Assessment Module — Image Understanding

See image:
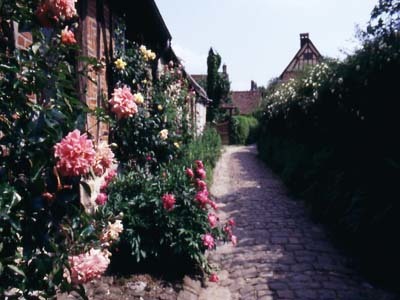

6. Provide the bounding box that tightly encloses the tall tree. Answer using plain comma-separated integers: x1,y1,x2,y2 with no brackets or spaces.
206,48,230,122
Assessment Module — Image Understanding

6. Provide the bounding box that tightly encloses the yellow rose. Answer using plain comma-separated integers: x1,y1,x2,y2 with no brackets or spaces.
159,129,168,140
114,58,127,70
133,93,144,105
174,142,180,149
157,104,163,111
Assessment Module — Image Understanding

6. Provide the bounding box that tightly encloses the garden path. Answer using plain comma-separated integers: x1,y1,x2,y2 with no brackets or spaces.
201,145,396,300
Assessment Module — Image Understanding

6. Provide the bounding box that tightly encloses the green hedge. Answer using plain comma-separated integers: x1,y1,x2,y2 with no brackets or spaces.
258,33,400,289
230,115,259,145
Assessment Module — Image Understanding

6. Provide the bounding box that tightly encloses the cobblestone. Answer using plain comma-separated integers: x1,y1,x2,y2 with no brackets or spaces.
206,145,396,300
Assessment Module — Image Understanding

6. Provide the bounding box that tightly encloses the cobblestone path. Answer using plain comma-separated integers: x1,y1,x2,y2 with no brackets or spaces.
206,145,396,300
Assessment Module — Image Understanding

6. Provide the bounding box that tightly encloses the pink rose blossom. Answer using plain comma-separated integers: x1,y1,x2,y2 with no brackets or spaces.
196,168,206,180
69,248,110,285
228,218,236,227
162,193,176,211
195,160,204,169
185,168,194,178
109,86,138,119
224,225,232,236
208,213,218,228
209,201,218,211
54,129,96,177
195,191,209,208
93,142,115,176
105,169,117,184
231,235,238,246
37,0,77,24
196,179,207,191
61,26,76,44
96,193,108,205
209,273,219,282
202,233,215,249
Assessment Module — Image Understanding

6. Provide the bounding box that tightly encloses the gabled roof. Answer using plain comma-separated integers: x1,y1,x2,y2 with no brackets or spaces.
280,33,322,80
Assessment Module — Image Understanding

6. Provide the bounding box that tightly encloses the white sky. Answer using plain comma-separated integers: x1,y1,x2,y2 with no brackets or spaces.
155,0,377,90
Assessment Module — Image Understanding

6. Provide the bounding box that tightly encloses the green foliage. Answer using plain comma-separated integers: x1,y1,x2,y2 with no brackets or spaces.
257,10,400,288
230,116,259,145
180,127,222,183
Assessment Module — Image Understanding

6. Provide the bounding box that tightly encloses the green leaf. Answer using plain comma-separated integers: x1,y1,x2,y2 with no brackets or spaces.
7,265,26,277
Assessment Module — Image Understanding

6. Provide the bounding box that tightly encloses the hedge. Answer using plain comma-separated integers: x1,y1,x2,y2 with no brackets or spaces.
257,32,400,289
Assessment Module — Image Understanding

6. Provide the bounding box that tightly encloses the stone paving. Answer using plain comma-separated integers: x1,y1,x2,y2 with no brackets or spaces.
203,145,397,300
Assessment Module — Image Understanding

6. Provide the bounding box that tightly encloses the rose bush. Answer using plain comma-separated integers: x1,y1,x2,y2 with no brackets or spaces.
0,1,122,298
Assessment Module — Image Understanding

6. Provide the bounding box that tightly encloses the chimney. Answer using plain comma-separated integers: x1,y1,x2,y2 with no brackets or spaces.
250,80,257,91
222,64,227,74
300,33,309,48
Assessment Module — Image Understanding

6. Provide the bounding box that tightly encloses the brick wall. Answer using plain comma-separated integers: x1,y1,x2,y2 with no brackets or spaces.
80,0,112,144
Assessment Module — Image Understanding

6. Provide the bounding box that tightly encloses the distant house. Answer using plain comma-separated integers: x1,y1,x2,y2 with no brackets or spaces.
230,80,262,115
279,33,322,81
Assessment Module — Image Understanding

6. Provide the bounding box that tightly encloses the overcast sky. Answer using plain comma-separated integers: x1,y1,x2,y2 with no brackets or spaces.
155,0,377,90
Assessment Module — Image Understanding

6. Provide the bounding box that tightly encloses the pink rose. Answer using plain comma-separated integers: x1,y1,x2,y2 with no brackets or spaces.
195,191,209,208
36,0,77,24
196,168,206,180
185,168,194,178
195,160,204,169
196,179,207,191
54,130,96,177
208,213,218,228
96,193,108,205
105,169,117,184
209,273,219,282
109,86,138,119
93,142,115,177
228,218,236,227
162,193,176,211
224,225,232,236
202,233,215,249
69,248,110,285
209,201,218,211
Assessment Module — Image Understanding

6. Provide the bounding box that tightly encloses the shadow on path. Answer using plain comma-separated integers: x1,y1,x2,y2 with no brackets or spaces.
209,145,397,300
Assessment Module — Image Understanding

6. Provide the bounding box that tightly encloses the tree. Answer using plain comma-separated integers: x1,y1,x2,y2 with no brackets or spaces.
206,48,230,122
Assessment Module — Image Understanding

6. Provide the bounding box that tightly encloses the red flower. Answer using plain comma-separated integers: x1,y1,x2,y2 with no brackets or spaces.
202,233,215,249
196,168,206,180
209,273,219,283
185,168,194,178
228,218,236,227
195,160,204,169
195,191,209,208
196,179,207,191
162,193,176,211
96,193,108,205
208,213,218,228
209,201,218,211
